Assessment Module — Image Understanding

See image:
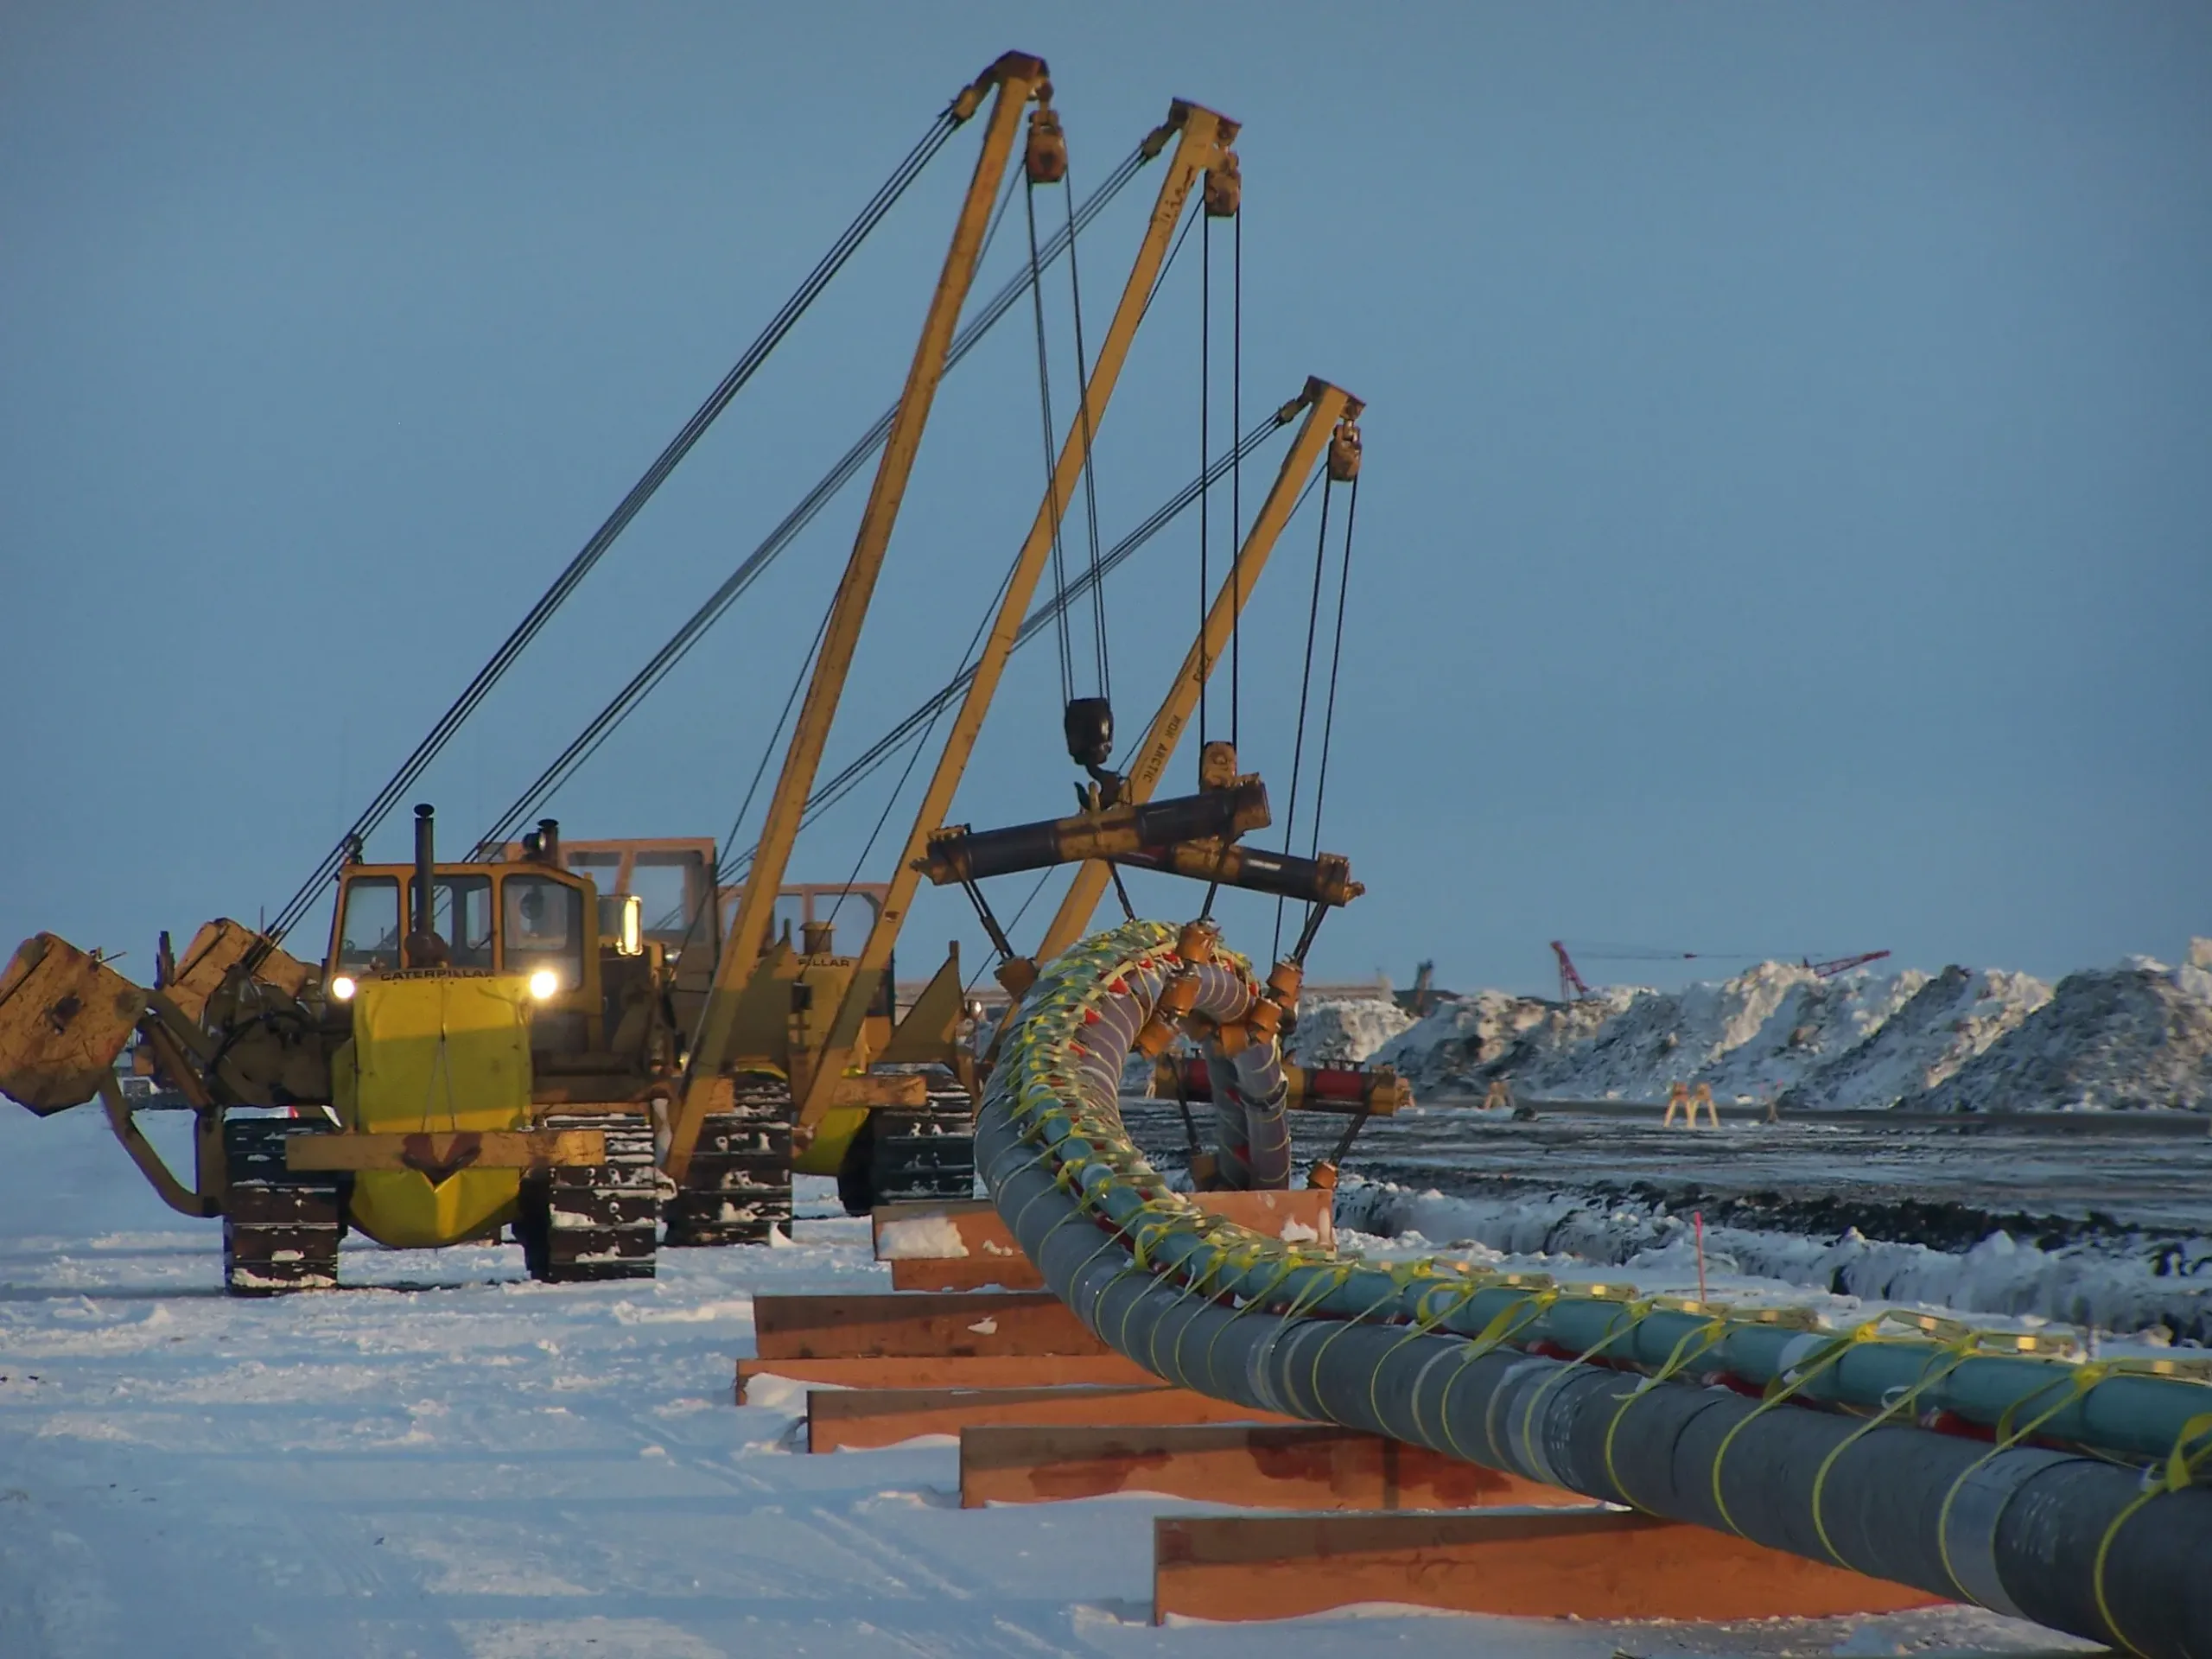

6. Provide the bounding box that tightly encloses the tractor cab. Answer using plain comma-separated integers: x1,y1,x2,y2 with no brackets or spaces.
325,807,615,1062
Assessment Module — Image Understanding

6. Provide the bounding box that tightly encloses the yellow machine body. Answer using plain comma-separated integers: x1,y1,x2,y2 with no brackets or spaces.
791,1107,868,1177
333,976,536,1249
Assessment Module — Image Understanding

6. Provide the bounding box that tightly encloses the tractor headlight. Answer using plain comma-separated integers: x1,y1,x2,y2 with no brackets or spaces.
330,975,358,1001
527,968,561,1001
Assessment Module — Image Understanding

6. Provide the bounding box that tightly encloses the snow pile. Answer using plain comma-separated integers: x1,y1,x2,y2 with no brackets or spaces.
1370,987,1635,1093
1373,961,1940,1104
1781,966,2052,1109
1904,958,2212,1114
1672,965,1930,1103
1363,950,2212,1112
1285,995,1417,1065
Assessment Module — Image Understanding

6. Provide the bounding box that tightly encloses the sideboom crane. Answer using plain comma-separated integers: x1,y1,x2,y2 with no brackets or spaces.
664,52,1052,1192
789,100,1246,1147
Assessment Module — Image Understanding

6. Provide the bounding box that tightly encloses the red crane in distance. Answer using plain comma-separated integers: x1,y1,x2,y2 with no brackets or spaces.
1548,942,1890,1001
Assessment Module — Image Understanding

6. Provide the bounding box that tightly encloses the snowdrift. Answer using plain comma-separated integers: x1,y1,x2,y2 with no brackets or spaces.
1282,994,1416,1065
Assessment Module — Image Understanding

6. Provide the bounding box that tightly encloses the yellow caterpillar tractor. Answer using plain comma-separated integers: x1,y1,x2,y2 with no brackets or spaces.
0,807,661,1292
507,838,981,1242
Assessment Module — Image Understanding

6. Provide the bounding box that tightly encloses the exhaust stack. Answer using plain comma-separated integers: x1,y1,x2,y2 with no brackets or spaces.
405,804,448,969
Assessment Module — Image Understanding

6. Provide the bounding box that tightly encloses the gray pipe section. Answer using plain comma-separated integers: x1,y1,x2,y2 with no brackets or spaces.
982,922,2212,1656
1052,936,1288,1191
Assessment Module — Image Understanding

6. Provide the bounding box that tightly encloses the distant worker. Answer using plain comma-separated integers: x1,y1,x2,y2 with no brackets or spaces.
1482,1077,1516,1114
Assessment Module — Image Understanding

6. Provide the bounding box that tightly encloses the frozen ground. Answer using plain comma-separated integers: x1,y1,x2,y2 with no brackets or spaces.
1,1107,2096,1658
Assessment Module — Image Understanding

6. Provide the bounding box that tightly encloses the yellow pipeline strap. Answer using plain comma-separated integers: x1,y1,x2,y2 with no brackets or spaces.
2091,1411,2212,1657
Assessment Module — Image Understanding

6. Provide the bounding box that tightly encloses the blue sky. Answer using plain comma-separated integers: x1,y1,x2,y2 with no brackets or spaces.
3,3,2205,997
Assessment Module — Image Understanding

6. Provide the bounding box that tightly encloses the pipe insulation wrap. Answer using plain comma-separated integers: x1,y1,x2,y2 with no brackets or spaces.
981,921,2212,1656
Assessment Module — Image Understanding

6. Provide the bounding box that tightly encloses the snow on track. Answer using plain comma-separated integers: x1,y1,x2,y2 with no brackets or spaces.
2,1107,2088,1657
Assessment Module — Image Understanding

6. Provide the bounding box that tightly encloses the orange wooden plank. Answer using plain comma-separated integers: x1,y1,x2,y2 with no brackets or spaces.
891,1255,1046,1292
735,1352,1157,1403
752,1291,1106,1360
1152,1510,1949,1624
961,1422,1584,1511
808,1385,1301,1452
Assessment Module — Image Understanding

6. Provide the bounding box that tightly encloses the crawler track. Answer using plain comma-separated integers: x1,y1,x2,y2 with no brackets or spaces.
518,1115,659,1281
221,1117,344,1294
664,1081,793,1245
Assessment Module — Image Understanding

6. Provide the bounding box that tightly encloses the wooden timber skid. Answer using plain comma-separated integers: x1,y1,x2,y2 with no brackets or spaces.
739,1197,1951,1626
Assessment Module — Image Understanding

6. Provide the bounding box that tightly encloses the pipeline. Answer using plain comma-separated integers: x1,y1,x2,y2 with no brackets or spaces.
977,920,2212,1656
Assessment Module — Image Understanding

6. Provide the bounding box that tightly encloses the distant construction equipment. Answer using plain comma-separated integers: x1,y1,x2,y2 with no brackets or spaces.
1551,940,1890,1001
1663,1080,1719,1128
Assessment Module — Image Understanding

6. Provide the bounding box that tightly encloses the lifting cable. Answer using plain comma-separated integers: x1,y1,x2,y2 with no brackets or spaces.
1024,178,1077,710
1064,173,1111,706
713,596,836,922
825,536,1025,935
277,111,963,933
1192,194,1245,766
1272,467,1336,963
264,105,964,942
1292,467,1361,963
466,143,1155,861
710,404,1297,896
1197,213,1211,766
1230,204,1243,751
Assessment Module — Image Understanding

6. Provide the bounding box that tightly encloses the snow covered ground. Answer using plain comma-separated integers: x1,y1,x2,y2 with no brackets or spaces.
1,1106,2097,1658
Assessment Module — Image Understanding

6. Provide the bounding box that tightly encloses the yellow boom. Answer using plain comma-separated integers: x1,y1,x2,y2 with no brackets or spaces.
792,101,1244,1138
666,52,1052,1185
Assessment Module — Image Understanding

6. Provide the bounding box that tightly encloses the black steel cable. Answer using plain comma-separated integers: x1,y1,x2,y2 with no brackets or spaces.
715,407,1294,889
824,535,1020,933
1273,472,1336,963
466,145,1153,860
1061,171,1110,704
718,598,832,891
267,107,963,940
1136,207,1198,336
962,868,1054,996
1023,180,1076,709
1197,213,1211,766
1298,469,1361,953
1308,470,1359,855
1230,206,1243,750
646,589,836,970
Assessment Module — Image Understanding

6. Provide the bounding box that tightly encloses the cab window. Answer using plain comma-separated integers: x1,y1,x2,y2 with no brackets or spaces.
502,875,585,991
423,875,495,969
336,878,401,971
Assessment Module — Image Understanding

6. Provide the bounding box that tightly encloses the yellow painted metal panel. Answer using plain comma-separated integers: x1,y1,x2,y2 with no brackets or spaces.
338,976,535,1249
791,1107,868,1177
0,934,144,1115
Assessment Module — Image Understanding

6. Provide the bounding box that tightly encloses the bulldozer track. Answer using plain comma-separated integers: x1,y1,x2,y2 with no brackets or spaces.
664,1080,793,1246
518,1115,659,1282
220,1117,344,1295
